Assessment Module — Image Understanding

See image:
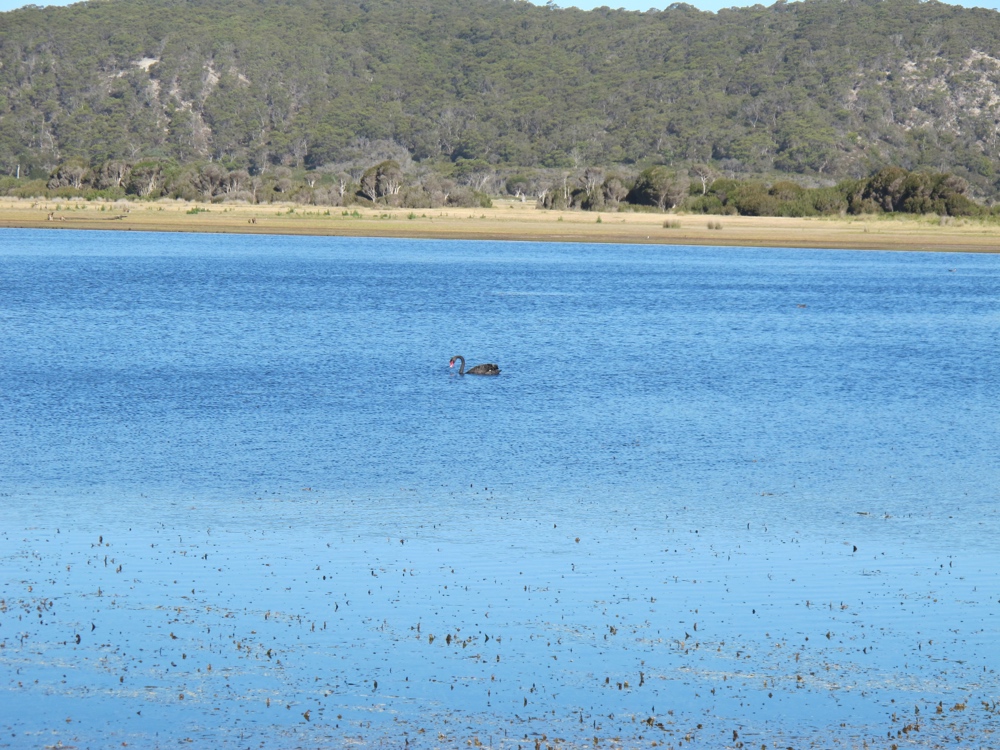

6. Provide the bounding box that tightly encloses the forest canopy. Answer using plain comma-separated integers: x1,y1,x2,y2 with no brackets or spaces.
2,0,1000,209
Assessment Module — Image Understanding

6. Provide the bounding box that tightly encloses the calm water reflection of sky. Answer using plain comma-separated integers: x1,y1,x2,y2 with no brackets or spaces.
1,230,999,748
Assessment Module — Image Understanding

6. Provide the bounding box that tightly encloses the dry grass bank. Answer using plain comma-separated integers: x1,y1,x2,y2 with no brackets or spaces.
1,197,999,252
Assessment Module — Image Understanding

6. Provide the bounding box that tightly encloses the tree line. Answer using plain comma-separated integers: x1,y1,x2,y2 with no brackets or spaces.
2,0,1000,200
2,155,990,218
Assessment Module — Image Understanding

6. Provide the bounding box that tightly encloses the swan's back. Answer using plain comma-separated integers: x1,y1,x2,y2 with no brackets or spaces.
467,363,501,376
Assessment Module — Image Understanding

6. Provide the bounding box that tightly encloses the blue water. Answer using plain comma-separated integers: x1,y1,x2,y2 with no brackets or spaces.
1,229,999,749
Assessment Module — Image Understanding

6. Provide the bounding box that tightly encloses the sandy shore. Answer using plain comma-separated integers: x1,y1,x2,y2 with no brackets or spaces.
2,197,999,252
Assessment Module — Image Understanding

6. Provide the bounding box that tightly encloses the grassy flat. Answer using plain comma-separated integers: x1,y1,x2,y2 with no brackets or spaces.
2,198,998,253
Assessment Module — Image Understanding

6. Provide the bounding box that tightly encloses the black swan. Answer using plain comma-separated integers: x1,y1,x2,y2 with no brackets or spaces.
450,356,500,376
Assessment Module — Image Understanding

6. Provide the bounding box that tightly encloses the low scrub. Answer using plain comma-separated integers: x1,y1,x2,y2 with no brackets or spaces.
2,160,992,219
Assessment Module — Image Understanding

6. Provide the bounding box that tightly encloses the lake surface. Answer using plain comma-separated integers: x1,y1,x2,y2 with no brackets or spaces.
1,229,999,749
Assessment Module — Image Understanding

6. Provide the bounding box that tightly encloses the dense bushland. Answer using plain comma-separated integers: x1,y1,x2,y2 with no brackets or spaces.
3,0,1000,204
4,160,991,219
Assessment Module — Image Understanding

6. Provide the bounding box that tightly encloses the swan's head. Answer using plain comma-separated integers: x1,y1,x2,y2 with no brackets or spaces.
449,358,456,368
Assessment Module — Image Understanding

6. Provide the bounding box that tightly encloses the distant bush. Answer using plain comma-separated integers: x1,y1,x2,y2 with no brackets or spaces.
843,167,982,217
6,179,50,198
0,157,981,220
447,187,492,208
678,168,978,218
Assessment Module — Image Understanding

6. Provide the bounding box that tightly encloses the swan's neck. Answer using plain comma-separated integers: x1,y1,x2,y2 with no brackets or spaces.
452,355,465,375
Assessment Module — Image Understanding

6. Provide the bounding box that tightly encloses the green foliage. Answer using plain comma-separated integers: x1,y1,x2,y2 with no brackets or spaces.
628,167,687,210
684,168,979,218
359,160,404,203
0,0,998,199
844,167,979,216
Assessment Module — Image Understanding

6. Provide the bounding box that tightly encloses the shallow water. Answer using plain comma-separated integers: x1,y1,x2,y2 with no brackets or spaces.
1,229,999,748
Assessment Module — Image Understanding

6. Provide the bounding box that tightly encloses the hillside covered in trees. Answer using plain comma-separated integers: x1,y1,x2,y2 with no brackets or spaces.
2,0,1000,209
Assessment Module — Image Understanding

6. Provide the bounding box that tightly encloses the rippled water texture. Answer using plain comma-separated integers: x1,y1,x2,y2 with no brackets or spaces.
1,230,999,749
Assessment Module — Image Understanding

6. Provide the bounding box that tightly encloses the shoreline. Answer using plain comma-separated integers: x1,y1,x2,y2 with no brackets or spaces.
2,197,999,252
